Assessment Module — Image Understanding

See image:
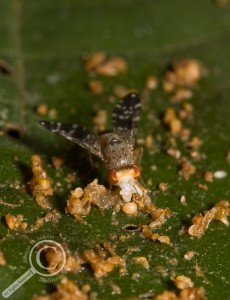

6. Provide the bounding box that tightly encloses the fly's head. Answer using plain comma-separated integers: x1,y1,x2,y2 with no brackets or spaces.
108,165,142,202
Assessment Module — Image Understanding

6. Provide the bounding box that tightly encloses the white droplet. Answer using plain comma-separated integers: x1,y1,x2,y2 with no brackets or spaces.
214,170,227,179
122,202,137,215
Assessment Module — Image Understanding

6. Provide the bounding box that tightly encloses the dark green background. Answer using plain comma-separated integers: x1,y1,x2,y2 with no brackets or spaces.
0,1,230,299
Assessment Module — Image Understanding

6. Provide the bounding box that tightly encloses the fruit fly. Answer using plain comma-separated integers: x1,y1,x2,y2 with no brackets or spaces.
39,92,144,202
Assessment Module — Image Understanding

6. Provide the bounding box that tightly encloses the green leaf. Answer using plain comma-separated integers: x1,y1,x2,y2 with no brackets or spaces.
0,0,230,299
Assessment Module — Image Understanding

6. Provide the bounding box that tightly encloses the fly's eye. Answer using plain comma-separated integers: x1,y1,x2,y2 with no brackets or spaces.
108,169,118,185
132,165,141,179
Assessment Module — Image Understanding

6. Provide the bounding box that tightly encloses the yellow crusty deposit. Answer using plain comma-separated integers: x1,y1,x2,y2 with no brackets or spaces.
28,154,53,209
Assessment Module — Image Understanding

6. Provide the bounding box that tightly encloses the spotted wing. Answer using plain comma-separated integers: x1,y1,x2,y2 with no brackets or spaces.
112,92,141,131
39,121,103,158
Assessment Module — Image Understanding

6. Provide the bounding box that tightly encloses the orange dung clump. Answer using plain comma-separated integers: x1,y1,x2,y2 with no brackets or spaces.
28,155,53,209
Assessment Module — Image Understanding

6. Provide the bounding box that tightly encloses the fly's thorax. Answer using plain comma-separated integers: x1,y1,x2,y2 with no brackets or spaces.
99,131,135,170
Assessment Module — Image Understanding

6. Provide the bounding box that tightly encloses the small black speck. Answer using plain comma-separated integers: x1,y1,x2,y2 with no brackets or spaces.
123,224,140,231
5,127,21,139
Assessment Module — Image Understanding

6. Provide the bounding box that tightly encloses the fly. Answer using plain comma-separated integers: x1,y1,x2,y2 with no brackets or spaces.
39,92,144,202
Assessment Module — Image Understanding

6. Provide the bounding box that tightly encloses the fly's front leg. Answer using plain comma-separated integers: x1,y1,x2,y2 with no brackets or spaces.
133,147,143,166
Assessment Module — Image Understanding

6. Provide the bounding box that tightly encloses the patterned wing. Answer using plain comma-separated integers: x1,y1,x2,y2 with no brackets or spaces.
39,121,103,158
112,92,141,131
